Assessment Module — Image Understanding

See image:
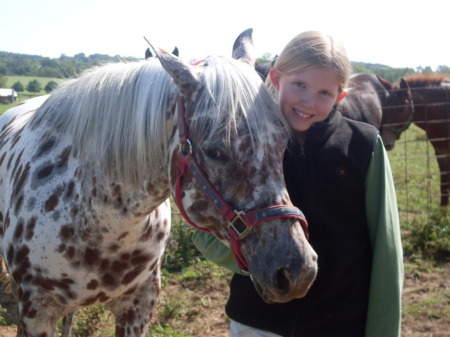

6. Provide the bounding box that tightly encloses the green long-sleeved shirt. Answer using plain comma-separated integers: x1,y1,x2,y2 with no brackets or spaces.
192,136,404,337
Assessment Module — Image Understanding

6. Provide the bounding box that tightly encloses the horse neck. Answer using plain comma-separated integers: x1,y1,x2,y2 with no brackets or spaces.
410,85,447,126
76,163,172,231
73,108,177,222
78,85,179,215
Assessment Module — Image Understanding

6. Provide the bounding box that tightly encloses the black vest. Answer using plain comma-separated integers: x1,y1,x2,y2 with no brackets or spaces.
226,111,379,337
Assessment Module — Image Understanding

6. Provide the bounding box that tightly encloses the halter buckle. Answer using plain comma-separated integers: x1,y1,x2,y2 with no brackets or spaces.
228,211,251,239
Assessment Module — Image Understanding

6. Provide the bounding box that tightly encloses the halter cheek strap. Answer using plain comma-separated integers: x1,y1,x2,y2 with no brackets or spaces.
172,95,308,273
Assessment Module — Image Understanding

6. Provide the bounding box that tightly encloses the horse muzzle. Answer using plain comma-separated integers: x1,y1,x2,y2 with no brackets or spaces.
242,220,318,303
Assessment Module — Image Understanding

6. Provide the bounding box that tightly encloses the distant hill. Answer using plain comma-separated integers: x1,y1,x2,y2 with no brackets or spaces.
350,61,418,83
0,51,449,84
0,51,139,79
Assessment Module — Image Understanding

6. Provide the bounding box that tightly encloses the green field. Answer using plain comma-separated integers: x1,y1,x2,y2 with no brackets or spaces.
3,75,64,96
0,75,65,114
5,75,63,86
387,124,443,220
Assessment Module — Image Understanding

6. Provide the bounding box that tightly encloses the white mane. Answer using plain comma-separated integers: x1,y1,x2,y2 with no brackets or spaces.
29,57,287,186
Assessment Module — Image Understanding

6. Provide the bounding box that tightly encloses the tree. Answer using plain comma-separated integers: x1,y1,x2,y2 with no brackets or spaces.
256,52,274,64
45,81,58,93
352,63,368,74
422,66,434,75
12,81,24,92
437,65,450,76
38,66,61,78
26,79,42,93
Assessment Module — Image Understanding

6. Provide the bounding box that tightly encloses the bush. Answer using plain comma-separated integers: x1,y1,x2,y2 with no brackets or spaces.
403,210,450,261
45,80,58,93
162,224,202,272
12,81,24,92
0,305,13,326
26,79,42,93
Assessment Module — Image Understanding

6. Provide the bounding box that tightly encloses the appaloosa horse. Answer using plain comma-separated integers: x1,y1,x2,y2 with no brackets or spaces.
232,28,392,129
0,44,317,337
381,74,450,206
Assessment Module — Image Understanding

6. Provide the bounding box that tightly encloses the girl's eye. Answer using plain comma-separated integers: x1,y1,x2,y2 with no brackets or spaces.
294,82,305,88
319,90,331,96
204,147,227,162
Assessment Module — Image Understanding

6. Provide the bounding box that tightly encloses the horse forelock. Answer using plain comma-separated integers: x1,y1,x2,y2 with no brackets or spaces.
190,56,288,160
29,59,178,186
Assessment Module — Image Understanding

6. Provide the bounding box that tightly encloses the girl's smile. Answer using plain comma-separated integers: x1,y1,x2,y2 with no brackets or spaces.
269,68,346,141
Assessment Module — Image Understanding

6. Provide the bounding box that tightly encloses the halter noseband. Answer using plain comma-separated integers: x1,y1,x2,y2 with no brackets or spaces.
172,95,309,274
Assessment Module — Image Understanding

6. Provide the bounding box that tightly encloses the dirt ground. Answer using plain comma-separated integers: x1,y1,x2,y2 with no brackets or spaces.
1,260,449,337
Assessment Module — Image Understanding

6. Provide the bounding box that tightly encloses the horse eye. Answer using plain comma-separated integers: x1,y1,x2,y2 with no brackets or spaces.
204,147,227,161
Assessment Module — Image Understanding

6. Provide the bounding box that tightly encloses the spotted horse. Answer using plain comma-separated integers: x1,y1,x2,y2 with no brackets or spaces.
0,43,317,337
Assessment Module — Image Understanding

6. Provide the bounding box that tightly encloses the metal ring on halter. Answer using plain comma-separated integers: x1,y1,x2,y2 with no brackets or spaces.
179,139,193,156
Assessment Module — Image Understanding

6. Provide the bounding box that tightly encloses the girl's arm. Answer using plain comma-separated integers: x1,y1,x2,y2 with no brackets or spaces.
192,230,242,274
364,135,404,337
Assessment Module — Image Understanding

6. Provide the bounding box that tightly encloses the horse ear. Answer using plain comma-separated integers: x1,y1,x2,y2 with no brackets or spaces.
400,78,409,90
150,44,201,96
145,48,153,60
399,78,411,99
376,75,392,91
232,28,256,67
172,47,179,57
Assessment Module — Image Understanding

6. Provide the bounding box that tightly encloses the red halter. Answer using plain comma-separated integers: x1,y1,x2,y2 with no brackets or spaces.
173,95,308,273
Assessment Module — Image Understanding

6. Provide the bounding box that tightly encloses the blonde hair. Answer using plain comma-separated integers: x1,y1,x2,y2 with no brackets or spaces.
266,31,351,93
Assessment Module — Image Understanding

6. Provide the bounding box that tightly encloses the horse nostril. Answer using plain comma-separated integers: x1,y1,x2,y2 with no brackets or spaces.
274,266,290,294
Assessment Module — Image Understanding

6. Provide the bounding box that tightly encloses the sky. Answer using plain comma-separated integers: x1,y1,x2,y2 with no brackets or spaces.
1,0,449,70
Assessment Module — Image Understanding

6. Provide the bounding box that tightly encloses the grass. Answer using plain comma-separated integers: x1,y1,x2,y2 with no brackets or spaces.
387,124,450,335
387,124,442,216
387,124,450,260
147,260,231,337
54,259,232,337
402,258,450,335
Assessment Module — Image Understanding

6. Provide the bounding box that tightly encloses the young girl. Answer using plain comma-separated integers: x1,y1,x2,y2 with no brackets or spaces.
193,31,403,337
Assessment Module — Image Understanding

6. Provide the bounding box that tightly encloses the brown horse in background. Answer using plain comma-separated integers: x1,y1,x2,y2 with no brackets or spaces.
338,73,392,129
381,74,450,206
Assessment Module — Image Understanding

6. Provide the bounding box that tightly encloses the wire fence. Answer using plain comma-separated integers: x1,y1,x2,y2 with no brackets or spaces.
381,82,450,223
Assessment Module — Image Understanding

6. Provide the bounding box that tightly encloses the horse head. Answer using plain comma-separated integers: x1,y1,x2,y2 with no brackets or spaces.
153,46,318,303
380,78,412,150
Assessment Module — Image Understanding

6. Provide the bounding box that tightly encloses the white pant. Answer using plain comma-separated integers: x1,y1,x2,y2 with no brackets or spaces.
229,320,283,337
